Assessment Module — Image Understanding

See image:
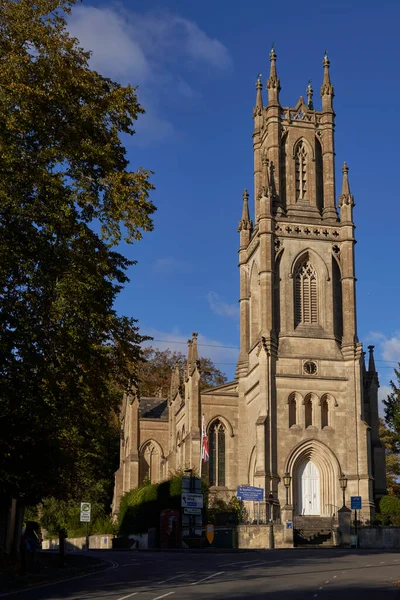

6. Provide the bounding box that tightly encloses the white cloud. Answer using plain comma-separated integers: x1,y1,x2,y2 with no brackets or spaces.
207,292,239,320
378,384,392,417
367,331,400,363
152,257,190,275
67,5,231,144
142,327,239,375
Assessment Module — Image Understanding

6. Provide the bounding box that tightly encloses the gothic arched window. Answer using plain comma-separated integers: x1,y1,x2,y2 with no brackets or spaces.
305,397,313,428
209,420,226,486
321,397,329,428
140,441,161,484
295,141,307,201
289,394,297,427
295,260,318,327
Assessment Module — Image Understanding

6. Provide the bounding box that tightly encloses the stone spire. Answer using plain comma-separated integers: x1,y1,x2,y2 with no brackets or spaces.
238,189,252,246
320,51,334,110
368,345,376,373
169,364,181,400
307,79,314,110
185,338,193,380
267,45,280,105
253,75,263,118
340,162,352,199
191,332,199,363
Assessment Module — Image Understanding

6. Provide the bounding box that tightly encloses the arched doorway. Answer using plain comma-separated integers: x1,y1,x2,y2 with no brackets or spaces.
298,461,320,515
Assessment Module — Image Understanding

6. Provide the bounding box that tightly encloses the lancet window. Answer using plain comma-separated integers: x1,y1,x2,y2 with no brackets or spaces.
140,441,161,484
295,141,307,201
295,260,318,326
289,394,297,427
209,420,226,486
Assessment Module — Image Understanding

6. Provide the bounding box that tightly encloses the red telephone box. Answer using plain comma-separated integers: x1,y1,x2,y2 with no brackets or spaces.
160,509,180,549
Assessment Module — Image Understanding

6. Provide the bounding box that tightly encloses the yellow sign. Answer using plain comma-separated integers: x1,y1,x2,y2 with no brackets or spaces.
206,524,214,545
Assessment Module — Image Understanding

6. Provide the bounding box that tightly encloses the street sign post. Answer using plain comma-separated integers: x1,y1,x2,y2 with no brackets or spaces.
183,507,202,515
80,502,91,523
181,493,204,509
351,496,362,536
236,486,264,502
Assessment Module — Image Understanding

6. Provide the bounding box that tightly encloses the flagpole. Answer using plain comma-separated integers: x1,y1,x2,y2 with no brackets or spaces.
199,415,203,478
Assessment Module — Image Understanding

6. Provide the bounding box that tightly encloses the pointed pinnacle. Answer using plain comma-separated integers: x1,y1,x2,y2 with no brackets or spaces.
321,51,334,98
238,189,252,232
339,161,354,207
253,75,263,117
192,332,199,362
267,45,280,93
307,79,314,110
367,345,376,373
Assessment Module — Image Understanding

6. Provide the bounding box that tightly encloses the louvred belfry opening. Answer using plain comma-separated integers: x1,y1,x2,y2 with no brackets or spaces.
295,260,318,326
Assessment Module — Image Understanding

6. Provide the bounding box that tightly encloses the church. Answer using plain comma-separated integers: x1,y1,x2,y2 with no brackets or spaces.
113,49,386,523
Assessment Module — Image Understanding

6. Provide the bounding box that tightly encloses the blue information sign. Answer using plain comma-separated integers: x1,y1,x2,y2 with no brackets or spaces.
237,486,264,502
351,496,362,510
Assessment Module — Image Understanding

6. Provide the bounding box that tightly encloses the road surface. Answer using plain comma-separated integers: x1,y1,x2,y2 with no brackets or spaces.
4,548,400,599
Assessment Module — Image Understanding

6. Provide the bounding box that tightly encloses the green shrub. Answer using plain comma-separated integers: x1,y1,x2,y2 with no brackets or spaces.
379,495,400,526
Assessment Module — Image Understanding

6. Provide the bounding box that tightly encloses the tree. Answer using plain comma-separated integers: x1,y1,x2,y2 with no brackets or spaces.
138,347,227,397
379,419,400,496
0,0,155,506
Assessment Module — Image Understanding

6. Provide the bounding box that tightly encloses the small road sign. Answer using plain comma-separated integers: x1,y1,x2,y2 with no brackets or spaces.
351,496,362,510
184,507,202,515
286,520,293,529
237,486,264,502
206,524,215,545
181,493,203,509
80,502,91,523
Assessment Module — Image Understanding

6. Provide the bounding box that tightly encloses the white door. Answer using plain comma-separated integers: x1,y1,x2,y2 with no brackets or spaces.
298,461,320,515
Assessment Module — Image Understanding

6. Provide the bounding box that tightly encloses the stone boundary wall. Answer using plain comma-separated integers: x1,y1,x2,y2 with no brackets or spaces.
42,534,114,551
237,524,290,549
359,527,400,549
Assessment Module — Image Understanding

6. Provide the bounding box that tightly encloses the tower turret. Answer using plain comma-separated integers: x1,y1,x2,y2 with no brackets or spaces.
339,162,355,223
320,51,334,111
238,189,252,246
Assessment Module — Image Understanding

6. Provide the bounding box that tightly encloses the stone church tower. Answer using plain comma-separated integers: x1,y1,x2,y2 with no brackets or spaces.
113,50,386,524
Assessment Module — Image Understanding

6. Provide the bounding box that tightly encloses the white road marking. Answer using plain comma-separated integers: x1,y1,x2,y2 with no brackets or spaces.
157,571,195,584
319,587,323,590
333,575,337,579
218,559,264,567
190,571,224,585
325,581,330,584
116,593,138,600
381,561,386,564
152,593,175,600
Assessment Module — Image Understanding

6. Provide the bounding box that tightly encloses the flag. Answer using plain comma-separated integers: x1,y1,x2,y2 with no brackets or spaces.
201,415,209,462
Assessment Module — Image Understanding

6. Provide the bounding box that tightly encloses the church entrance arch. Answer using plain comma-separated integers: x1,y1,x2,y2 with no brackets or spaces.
298,460,320,515
285,439,341,517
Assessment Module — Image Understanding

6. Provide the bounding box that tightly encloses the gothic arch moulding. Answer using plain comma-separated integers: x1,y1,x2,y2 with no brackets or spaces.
139,439,165,485
292,136,315,162
284,439,342,517
206,415,234,438
290,248,330,282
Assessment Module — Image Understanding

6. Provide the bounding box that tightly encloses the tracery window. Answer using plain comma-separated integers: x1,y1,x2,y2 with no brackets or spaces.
140,441,161,484
295,260,318,326
209,420,226,486
295,141,307,201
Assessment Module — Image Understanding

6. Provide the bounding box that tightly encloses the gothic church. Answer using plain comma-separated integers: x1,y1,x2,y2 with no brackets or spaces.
113,49,386,522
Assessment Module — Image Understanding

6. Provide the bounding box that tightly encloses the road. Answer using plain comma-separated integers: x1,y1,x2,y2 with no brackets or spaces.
4,548,400,599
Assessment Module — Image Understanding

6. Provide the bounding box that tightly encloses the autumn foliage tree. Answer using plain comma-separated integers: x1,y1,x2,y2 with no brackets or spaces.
138,347,227,397
0,0,155,507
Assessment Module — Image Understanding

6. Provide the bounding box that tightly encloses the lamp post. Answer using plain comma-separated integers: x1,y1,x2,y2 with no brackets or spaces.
283,472,291,506
184,469,194,536
339,474,348,508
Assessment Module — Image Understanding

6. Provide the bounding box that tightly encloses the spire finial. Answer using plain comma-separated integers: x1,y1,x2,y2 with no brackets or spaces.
267,44,280,103
307,79,314,110
238,189,252,232
339,161,354,207
192,332,199,363
253,74,263,118
321,50,334,105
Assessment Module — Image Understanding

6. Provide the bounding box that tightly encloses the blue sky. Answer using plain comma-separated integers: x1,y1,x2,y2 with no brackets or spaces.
68,0,400,408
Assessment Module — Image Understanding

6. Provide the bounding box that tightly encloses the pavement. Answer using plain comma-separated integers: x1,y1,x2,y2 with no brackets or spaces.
3,547,400,599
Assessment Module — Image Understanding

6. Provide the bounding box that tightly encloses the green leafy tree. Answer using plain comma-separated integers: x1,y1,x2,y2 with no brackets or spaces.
0,0,155,505
379,418,400,496
138,347,227,397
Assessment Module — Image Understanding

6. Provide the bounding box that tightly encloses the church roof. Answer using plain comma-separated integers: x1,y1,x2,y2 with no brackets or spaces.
139,397,168,420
